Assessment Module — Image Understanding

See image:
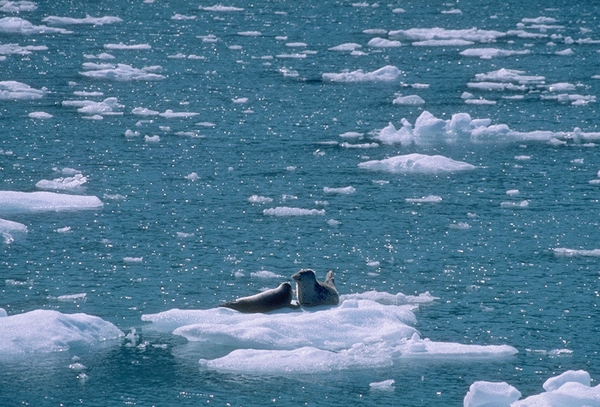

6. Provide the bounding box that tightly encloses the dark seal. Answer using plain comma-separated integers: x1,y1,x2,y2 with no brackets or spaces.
220,282,296,313
291,268,339,307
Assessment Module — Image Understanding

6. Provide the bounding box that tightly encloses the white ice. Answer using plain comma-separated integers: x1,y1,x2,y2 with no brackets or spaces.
552,248,600,257
464,370,600,407
104,42,151,50
0,217,27,243
0,17,71,34
367,38,401,47
70,97,123,116
142,292,516,374
0,80,45,99
393,95,425,105
460,48,531,59
0,43,47,56
328,43,362,51
370,379,395,390
28,111,52,119
359,153,476,174
0,309,123,355
412,39,474,46
406,195,443,203
42,15,123,25
389,27,505,43
199,5,244,11
248,195,273,204
36,173,87,191
80,63,165,81
0,191,103,214
0,1,37,13
323,186,356,194
322,65,401,82
263,207,325,216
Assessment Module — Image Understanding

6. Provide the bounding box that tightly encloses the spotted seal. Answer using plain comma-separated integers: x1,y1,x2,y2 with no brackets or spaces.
220,282,297,313
291,268,339,307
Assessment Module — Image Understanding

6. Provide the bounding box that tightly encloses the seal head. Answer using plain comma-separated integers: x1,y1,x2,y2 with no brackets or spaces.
220,282,295,313
292,268,339,307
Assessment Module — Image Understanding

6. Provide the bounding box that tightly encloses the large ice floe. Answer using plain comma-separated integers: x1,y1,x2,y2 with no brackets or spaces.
322,65,402,83
0,81,46,100
388,27,506,43
464,370,600,407
371,110,600,146
0,309,123,355
79,63,165,81
142,292,517,374
42,15,123,26
0,191,103,214
358,153,476,174
0,217,27,243
0,17,71,34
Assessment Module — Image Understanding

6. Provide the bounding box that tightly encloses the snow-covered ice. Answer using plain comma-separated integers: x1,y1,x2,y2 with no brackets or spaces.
0,191,103,214
263,207,326,216
80,64,165,81
36,173,87,191
323,65,401,82
0,81,45,100
42,15,123,25
359,153,476,174
0,17,71,34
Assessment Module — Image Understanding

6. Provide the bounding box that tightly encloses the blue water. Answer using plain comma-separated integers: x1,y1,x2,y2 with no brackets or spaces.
2,0,600,405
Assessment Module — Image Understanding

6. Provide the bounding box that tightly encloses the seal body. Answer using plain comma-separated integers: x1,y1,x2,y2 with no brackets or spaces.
220,282,295,313
292,269,339,307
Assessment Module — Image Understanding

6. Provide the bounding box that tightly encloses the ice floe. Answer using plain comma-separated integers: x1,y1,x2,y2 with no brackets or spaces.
142,292,516,374
465,370,600,407
552,248,600,257
79,63,165,81
36,173,87,191
0,80,45,99
393,94,425,105
460,48,531,59
0,217,27,243
199,5,244,12
0,16,71,34
323,186,356,194
104,42,151,50
358,153,476,174
0,309,123,355
0,191,103,214
42,15,123,25
389,27,505,43
0,1,37,13
28,111,52,119
322,65,401,82
0,43,47,56
263,207,325,216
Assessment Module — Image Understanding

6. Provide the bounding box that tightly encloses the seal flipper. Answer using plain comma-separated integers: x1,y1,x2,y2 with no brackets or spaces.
324,270,335,287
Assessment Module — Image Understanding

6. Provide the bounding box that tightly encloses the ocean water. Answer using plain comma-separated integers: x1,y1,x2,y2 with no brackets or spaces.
1,0,600,405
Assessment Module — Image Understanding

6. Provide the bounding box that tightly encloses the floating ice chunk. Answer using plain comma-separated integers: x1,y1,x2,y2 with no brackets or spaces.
359,153,476,174
393,94,425,105
0,17,71,34
363,29,387,35
73,90,104,96
467,82,526,91
449,222,470,229
57,293,87,302
500,200,529,208
83,52,114,60
145,135,160,143
36,173,87,191
327,219,341,226
506,189,519,195
340,291,438,305
543,370,590,392
474,68,545,84
521,17,558,25
552,248,600,257
375,121,414,146
0,1,37,13
547,82,576,92
248,195,273,204
132,107,159,116
413,39,474,46
0,191,103,214
103,42,151,50
232,97,248,104
82,62,115,70
0,43,47,55
0,80,45,99
123,257,143,263
406,195,442,203
392,8,405,13
460,48,531,59
250,270,284,278
275,53,306,59
159,110,199,118
370,379,394,390
171,14,196,20
184,172,199,181
339,131,363,138
340,142,378,148
465,98,496,105
199,5,244,11
555,48,573,56
76,97,123,115
367,37,402,47
414,111,448,140
28,111,52,119
464,381,521,407
0,217,27,242
323,186,356,194
442,8,462,14
323,65,401,82
328,43,362,51
42,15,123,25
389,27,505,43
237,31,261,37
0,309,123,354
80,63,165,81
263,207,325,216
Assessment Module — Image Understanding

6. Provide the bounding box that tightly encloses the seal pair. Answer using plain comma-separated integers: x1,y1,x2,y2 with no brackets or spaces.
220,269,339,313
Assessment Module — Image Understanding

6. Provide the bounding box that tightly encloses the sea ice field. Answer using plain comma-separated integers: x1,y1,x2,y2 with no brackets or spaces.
2,0,600,406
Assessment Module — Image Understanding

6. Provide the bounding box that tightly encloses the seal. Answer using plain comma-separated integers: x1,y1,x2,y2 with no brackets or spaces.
220,282,296,313
292,268,339,307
